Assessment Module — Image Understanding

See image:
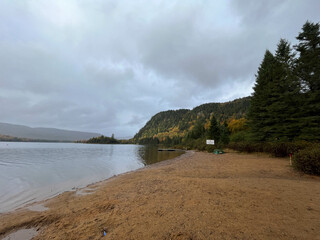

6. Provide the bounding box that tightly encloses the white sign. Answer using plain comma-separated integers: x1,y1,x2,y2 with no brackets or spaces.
206,139,215,145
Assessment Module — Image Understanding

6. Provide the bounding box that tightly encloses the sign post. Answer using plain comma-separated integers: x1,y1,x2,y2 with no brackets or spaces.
206,140,215,145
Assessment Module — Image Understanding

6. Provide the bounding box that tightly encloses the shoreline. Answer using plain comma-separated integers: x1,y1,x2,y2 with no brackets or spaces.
1,143,183,214
1,149,187,214
1,151,320,239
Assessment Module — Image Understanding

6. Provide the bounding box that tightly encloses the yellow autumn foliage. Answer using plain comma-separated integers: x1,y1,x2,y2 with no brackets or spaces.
227,118,247,133
153,126,186,142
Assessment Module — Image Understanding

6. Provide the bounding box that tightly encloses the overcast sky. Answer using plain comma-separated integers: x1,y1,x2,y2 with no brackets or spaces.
0,0,319,138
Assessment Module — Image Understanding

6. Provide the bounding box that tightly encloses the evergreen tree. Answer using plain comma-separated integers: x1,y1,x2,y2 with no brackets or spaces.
188,118,205,139
267,39,300,140
249,41,301,141
248,50,277,141
207,115,220,144
295,21,320,140
220,121,230,145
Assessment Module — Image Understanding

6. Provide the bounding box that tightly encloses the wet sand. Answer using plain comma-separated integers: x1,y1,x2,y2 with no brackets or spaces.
0,151,319,240
1,228,38,240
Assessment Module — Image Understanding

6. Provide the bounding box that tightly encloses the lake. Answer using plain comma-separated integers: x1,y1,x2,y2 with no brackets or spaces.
0,142,183,213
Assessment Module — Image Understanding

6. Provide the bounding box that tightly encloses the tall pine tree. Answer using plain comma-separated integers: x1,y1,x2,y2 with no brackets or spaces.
267,39,300,140
295,21,320,140
207,115,220,144
220,120,230,145
249,21,320,142
248,50,277,141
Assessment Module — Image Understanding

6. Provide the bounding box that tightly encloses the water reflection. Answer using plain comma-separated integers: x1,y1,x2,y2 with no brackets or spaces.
0,142,184,212
138,145,184,165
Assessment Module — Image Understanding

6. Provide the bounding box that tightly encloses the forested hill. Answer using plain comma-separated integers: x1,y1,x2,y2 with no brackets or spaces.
134,97,250,143
134,109,190,141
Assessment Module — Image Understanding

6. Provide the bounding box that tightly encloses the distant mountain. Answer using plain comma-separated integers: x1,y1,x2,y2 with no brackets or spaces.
134,97,250,143
0,122,101,141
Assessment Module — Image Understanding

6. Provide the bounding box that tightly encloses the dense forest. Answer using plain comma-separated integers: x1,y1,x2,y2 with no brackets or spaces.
84,135,120,144
133,97,250,145
133,21,320,175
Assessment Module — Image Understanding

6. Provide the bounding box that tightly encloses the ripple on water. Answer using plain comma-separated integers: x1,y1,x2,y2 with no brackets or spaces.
0,142,183,213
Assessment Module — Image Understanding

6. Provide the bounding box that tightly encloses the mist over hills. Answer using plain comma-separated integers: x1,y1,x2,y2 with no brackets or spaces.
0,122,101,141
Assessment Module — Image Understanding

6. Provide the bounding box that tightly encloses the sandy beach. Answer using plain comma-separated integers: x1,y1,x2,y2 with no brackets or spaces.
0,151,319,240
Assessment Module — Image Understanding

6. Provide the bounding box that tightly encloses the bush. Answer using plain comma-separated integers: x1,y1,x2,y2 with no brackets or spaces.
262,142,289,157
228,141,320,175
262,141,312,157
293,145,320,175
229,131,250,142
182,138,207,151
193,138,207,151
228,142,263,153
228,141,313,157
287,141,310,154
205,145,215,152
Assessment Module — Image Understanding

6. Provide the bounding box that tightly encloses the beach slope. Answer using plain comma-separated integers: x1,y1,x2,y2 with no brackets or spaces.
1,151,319,239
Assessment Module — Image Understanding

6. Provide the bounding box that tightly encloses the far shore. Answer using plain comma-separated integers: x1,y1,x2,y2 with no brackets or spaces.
1,151,319,239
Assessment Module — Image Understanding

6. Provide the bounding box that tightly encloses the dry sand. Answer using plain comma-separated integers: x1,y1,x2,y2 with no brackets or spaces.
0,151,319,240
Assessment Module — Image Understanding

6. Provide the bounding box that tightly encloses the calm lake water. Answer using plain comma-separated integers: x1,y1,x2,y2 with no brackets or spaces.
0,142,183,213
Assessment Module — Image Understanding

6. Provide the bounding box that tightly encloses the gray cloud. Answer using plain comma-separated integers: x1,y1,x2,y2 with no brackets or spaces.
0,0,319,137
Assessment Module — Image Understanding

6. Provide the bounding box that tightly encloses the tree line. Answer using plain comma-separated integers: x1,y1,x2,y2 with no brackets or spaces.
133,97,250,145
229,21,320,175
85,135,120,144
248,21,320,142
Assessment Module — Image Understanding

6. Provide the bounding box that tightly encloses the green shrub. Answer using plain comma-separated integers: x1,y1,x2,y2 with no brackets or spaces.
263,141,312,157
228,141,320,175
262,142,289,157
205,145,215,152
287,141,310,154
228,141,313,157
182,138,207,151
293,145,320,175
228,142,263,153
194,138,207,151
229,131,250,142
